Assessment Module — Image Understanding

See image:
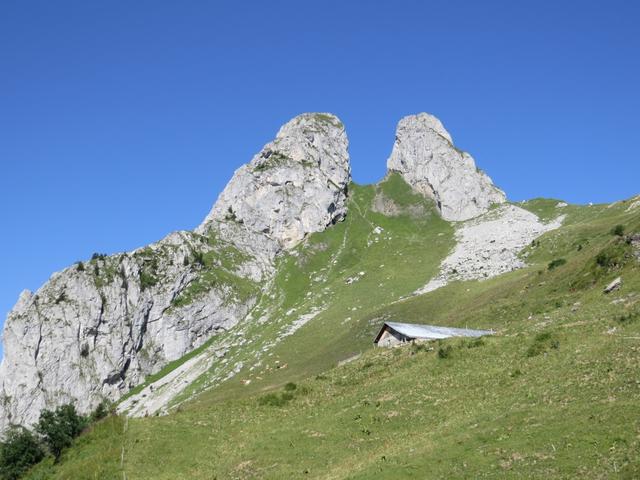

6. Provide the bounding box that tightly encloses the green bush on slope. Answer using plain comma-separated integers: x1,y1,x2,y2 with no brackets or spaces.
0,428,44,480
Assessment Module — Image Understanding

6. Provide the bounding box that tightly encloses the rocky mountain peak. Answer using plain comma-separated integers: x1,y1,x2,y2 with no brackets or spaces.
197,112,351,260
387,113,506,221
0,113,352,435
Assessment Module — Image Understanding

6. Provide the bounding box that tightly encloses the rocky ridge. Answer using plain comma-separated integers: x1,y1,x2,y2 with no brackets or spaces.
0,113,351,433
387,113,506,221
197,112,350,273
0,111,527,434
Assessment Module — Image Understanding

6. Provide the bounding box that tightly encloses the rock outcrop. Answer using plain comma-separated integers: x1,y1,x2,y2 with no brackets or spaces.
197,112,350,273
0,112,351,434
387,113,506,221
0,232,258,434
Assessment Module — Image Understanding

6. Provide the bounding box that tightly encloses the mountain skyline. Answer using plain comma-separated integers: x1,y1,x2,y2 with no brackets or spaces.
2,1,639,356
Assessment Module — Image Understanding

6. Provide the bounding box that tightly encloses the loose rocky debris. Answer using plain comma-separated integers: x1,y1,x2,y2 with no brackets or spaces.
345,271,366,285
626,196,640,212
416,205,565,295
118,343,229,418
629,234,640,262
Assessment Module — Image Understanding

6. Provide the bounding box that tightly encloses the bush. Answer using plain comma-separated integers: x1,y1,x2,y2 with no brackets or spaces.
76,261,85,272
139,270,158,290
257,392,294,407
461,337,485,349
547,258,567,270
594,241,629,269
283,382,297,392
192,251,206,267
617,311,639,324
410,342,431,354
36,404,86,461
611,224,625,236
526,332,560,357
0,427,45,480
437,345,453,359
90,401,110,422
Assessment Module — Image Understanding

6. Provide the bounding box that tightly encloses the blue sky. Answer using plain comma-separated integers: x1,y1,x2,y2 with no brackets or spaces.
1,1,639,356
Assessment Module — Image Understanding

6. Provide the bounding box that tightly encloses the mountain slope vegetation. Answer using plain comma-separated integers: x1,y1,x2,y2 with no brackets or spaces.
22,178,640,479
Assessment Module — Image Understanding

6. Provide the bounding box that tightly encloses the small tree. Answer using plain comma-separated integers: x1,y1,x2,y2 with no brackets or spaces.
0,426,45,480
90,401,110,422
36,404,86,461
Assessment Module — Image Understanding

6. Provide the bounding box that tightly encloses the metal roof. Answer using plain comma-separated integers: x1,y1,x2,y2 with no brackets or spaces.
375,321,493,343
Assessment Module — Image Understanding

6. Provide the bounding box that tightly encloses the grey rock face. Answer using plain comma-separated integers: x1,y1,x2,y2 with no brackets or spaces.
0,112,351,434
387,113,506,221
0,231,257,433
197,112,351,271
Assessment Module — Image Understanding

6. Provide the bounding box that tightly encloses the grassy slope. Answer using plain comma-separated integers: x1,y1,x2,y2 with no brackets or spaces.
25,186,640,479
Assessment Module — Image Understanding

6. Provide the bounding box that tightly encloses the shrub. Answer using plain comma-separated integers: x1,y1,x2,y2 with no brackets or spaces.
462,337,485,349
193,251,206,267
410,342,431,354
547,258,567,270
91,253,107,260
0,427,45,480
257,392,294,407
90,401,110,422
437,345,453,359
611,224,625,236
593,241,629,269
76,261,85,272
36,404,87,461
526,332,560,357
139,270,158,290
283,382,297,392
224,207,237,221
617,311,639,324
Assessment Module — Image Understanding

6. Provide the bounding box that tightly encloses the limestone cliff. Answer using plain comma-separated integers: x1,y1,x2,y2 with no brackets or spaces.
387,113,506,221
0,112,351,433
197,112,350,270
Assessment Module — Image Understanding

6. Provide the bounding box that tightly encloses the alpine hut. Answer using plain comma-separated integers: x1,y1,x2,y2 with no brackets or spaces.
374,321,493,347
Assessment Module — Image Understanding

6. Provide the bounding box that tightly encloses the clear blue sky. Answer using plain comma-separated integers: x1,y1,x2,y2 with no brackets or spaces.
1,1,639,356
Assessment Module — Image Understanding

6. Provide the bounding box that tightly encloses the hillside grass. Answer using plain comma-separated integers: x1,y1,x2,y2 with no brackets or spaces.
23,183,640,479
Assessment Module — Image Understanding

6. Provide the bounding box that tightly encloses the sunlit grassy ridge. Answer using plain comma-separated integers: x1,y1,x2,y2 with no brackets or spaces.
24,182,640,479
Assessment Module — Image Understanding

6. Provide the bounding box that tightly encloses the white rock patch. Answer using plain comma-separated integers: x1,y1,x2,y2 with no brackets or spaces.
626,196,640,212
117,343,228,418
416,205,565,294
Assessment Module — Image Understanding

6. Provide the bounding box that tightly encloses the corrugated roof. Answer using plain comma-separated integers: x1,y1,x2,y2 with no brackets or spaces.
381,322,493,341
